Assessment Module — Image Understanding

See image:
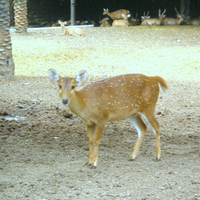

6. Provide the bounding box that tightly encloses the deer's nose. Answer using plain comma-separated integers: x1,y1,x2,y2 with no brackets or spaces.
62,99,69,105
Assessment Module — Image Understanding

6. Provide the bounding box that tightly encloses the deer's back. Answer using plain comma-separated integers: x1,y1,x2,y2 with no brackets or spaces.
76,74,160,122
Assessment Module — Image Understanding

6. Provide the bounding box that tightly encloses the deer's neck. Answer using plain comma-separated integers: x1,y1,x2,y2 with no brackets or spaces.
67,90,87,117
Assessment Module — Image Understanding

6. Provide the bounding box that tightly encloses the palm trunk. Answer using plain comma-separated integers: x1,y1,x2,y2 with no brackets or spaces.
0,0,15,77
14,0,28,33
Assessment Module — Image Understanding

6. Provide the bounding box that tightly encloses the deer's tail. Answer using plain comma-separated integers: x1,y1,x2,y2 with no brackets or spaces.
155,76,168,95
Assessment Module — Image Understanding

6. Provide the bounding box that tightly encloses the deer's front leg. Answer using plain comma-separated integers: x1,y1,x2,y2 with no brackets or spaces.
86,125,95,166
92,123,106,167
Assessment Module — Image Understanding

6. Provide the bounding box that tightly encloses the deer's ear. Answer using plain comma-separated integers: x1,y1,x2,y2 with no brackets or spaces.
48,69,60,84
76,70,89,86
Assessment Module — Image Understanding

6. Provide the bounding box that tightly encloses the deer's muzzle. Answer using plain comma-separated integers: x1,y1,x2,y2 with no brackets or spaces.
62,99,69,105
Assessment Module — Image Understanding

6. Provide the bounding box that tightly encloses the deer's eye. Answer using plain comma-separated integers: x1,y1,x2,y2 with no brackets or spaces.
59,85,62,89
71,85,75,89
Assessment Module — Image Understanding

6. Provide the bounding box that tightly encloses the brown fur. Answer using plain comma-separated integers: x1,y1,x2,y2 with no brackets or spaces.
49,70,168,167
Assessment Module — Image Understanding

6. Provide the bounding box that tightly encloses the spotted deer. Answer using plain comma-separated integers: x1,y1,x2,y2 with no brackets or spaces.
161,7,185,25
141,11,150,22
48,69,168,168
184,16,200,25
141,9,166,26
58,20,84,36
100,17,112,27
128,13,139,26
58,20,68,28
103,8,130,20
112,14,129,27
64,28,85,36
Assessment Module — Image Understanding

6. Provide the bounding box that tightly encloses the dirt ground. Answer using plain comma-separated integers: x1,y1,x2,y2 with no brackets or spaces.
0,26,200,200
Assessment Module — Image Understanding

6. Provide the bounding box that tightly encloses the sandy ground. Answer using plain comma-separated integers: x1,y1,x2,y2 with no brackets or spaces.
0,26,200,199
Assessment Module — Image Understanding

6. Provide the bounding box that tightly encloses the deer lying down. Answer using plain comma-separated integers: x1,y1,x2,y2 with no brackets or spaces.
112,14,129,27
161,7,185,25
58,20,68,28
58,20,84,36
49,69,168,168
100,17,112,27
64,28,85,36
141,9,166,26
185,16,200,25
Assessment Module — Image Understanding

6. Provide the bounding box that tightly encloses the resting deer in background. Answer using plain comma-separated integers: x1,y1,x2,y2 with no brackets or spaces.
64,28,85,36
58,20,68,28
49,69,168,168
128,13,139,26
161,7,185,25
112,14,129,27
103,8,130,20
141,9,166,26
58,20,84,36
184,16,200,25
141,11,150,22
100,17,112,27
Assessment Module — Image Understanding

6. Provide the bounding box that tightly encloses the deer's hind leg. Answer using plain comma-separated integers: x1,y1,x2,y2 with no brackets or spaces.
141,113,161,160
129,114,147,160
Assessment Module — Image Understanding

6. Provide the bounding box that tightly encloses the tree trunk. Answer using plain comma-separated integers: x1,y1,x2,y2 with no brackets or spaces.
0,0,15,77
14,0,28,33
